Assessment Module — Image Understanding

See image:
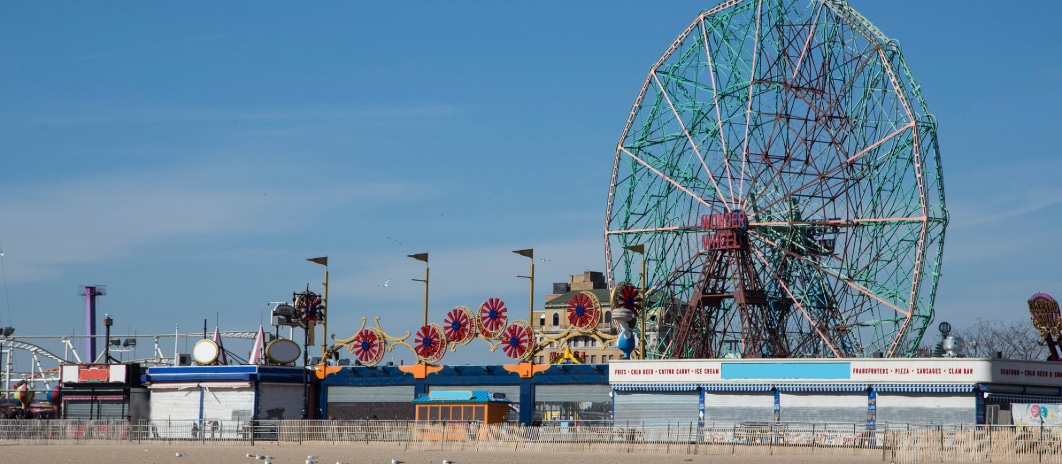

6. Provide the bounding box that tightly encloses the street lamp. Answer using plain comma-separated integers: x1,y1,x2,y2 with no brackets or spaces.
306,256,329,365
408,253,429,326
623,244,646,359
513,249,534,361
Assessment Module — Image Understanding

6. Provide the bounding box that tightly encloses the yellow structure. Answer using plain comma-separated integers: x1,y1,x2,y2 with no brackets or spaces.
412,390,511,424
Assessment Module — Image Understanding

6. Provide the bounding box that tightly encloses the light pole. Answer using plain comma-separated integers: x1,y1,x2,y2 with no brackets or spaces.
306,256,329,364
513,248,534,358
408,253,429,326
623,244,646,359
0,327,12,391
103,314,114,363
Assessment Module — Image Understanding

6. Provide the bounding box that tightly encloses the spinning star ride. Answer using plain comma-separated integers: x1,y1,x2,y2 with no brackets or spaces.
605,0,947,359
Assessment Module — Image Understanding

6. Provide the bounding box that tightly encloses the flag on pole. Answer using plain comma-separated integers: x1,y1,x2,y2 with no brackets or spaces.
307,256,328,266
407,252,428,263
249,325,266,365
212,326,228,365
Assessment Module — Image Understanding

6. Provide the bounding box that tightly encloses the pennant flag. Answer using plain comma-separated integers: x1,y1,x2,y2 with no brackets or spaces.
249,325,266,365
513,249,533,259
408,252,428,263
212,326,228,365
307,256,328,266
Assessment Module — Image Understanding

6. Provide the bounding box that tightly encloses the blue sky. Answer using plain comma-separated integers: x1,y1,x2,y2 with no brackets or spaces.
1,1,1060,368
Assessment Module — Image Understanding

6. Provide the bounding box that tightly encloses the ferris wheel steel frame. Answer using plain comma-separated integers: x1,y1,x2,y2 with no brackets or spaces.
604,0,947,359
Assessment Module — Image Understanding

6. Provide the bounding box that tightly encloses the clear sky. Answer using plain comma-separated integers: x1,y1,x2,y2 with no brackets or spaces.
1,1,1060,368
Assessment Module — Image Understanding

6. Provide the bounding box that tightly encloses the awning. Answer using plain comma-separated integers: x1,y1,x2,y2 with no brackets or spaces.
612,383,698,392
703,383,774,392
148,381,252,390
775,383,868,392
986,393,1062,404
872,384,975,393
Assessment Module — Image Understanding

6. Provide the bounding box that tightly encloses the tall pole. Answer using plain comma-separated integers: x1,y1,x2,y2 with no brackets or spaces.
514,249,534,363
306,257,329,364
408,253,429,327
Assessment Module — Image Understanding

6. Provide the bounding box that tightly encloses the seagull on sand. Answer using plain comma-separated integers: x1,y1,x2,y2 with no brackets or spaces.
443,460,456,464
392,459,404,464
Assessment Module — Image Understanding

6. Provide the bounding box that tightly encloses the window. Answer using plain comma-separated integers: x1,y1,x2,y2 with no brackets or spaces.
604,311,612,324
539,315,545,326
474,406,485,421
590,355,596,363
552,313,559,326
440,406,450,421
463,406,473,421
429,406,439,421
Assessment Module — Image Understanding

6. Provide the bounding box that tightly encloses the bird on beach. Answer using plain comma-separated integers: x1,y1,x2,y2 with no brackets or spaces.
392,459,404,464
308,456,318,460
443,460,455,464
175,452,184,457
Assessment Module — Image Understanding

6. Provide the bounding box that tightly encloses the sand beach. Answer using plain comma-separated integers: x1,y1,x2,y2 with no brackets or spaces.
0,441,891,464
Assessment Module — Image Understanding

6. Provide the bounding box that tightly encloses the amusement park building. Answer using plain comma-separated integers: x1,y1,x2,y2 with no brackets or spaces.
140,365,308,436
608,357,1062,428
318,363,609,424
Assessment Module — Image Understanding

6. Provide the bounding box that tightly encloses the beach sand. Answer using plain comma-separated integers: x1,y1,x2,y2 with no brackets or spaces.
0,441,893,464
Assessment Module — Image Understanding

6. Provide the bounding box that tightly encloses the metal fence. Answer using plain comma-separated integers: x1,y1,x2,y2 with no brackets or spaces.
2,420,1062,462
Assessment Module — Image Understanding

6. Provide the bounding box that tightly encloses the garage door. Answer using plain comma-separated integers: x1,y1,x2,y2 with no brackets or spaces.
875,385,975,426
613,385,699,427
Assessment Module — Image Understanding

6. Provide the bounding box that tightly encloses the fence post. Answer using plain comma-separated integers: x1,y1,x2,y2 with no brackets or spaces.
731,423,737,455
939,424,943,461
812,424,817,453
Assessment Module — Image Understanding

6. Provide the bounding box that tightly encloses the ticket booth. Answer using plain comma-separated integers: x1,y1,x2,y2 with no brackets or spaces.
413,390,511,424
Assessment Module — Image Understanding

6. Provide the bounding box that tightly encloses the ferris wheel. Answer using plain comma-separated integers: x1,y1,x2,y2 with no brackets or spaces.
605,0,947,359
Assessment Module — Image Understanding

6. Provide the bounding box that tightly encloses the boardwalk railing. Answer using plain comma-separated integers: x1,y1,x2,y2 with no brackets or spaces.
2,420,1062,462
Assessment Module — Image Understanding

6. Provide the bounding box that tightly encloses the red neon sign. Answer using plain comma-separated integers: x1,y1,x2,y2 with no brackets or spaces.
701,210,747,250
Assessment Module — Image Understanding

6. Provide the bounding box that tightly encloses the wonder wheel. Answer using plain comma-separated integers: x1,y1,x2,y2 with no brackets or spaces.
605,0,947,359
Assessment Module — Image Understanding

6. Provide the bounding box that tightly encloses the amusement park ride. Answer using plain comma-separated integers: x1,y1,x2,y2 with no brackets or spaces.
2,0,960,394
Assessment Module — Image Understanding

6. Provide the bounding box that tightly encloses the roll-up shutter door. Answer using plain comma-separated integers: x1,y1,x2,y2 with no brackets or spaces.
148,388,201,438
328,385,414,402
535,384,610,402
98,401,128,420
201,387,255,422
149,388,201,422
535,385,612,422
64,402,93,420
779,393,866,425
876,393,974,426
614,391,699,427
326,385,416,421
257,383,303,420
703,393,774,427
428,385,520,403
